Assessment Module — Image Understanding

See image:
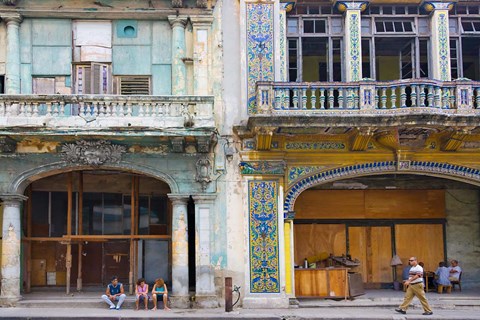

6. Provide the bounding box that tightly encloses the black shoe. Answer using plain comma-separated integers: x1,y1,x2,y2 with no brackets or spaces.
395,308,406,314
423,311,433,315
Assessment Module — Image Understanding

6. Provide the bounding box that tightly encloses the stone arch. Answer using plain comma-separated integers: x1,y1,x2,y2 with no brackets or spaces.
284,161,480,213
7,161,180,195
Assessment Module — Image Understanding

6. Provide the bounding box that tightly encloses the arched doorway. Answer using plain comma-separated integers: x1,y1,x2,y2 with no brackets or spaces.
291,173,480,290
23,170,173,292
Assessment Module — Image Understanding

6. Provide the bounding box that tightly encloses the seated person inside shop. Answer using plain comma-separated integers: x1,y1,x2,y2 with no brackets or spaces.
435,261,451,289
448,259,462,281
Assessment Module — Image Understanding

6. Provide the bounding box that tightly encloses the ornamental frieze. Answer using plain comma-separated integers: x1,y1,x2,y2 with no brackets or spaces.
61,140,126,166
285,142,346,150
288,166,327,185
239,161,286,175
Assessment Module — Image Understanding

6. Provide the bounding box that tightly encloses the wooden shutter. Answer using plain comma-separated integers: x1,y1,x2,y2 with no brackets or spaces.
75,64,111,94
116,76,150,95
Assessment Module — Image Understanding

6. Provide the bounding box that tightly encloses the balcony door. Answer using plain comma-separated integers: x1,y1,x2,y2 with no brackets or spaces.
400,40,415,79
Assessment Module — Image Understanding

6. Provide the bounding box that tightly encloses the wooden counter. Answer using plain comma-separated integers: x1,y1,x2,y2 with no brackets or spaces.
295,268,349,298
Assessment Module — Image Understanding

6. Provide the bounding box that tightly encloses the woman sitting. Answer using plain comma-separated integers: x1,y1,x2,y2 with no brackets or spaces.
135,278,149,310
151,278,171,311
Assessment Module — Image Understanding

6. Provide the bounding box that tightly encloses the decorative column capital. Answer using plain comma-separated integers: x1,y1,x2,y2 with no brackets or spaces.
0,193,27,206
167,194,190,205
422,1,456,12
334,1,369,12
168,15,188,28
189,15,213,27
1,13,22,26
191,194,216,204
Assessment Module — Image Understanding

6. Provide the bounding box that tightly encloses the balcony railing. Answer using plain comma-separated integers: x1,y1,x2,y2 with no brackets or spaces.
0,94,215,130
255,79,480,115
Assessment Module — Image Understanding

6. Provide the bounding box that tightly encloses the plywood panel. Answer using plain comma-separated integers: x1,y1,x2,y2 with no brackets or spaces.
31,259,46,286
31,242,56,272
370,227,393,283
295,269,328,297
295,190,365,219
395,224,444,272
328,269,348,297
365,190,445,219
348,227,367,282
294,224,346,266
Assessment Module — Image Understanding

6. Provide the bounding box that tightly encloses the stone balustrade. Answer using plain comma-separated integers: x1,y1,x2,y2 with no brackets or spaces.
255,79,480,115
0,94,215,130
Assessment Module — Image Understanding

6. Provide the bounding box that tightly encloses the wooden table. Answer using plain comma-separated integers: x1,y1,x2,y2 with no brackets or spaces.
295,268,350,299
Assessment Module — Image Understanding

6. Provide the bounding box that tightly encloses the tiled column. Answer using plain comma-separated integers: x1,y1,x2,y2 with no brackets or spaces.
190,16,213,96
168,194,190,308
335,1,368,82
0,194,27,305
192,194,217,308
1,14,22,94
423,1,455,81
168,16,188,95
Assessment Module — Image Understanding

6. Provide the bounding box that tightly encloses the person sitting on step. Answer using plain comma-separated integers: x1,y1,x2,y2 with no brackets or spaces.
101,275,126,310
151,278,171,311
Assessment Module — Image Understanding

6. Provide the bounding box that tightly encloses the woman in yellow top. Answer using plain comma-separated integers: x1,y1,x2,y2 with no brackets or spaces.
151,278,171,311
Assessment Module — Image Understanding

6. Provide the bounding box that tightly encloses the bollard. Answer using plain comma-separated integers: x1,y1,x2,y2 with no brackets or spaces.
225,277,233,312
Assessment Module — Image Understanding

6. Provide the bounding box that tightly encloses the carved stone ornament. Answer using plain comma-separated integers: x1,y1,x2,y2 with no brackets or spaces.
61,140,126,166
195,158,212,191
197,0,207,8
2,0,19,5
172,0,183,8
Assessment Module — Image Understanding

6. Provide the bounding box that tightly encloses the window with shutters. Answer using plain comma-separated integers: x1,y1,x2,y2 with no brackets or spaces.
74,63,111,94
114,76,151,95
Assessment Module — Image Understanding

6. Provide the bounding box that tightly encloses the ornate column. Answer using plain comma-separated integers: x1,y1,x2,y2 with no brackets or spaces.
167,194,190,308
190,16,213,96
335,1,368,82
1,13,22,94
423,1,455,81
192,194,217,308
168,16,188,95
0,194,27,305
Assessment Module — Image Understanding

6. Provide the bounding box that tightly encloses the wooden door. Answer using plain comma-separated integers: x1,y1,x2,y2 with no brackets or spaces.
349,226,392,286
104,240,130,285
31,259,47,286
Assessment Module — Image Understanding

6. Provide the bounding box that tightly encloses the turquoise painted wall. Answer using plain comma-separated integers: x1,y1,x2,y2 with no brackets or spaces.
152,21,172,95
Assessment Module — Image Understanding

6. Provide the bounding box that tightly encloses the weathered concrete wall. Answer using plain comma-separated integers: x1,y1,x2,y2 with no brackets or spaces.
445,189,480,288
0,23,6,75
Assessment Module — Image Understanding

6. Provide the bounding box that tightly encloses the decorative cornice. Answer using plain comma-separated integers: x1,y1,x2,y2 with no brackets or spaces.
422,1,456,12
239,161,286,175
61,140,126,166
0,193,28,205
335,1,369,12
171,137,185,153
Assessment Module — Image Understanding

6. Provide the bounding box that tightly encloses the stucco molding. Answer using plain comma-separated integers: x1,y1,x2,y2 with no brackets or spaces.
0,193,27,205
61,140,126,166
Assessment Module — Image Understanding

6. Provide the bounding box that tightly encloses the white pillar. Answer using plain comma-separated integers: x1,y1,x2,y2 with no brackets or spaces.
190,16,213,96
168,16,188,95
168,194,190,308
1,14,23,94
424,1,455,81
192,194,217,308
336,1,367,82
0,194,27,305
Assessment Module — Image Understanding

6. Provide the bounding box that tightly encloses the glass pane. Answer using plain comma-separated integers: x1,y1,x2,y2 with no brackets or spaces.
376,21,385,32
449,18,458,34
309,6,319,14
321,6,332,14
383,6,393,14
287,18,298,34
138,196,149,235
407,6,417,14
463,22,474,32
315,20,326,33
474,22,480,32
404,22,413,32
150,197,167,225
385,22,394,32
394,22,403,32
331,17,343,34
469,6,479,14
31,191,49,237
123,195,132,235
456,6,467,14
395,7,405,14
361,18,371,34
304,20,314,33
103,193,123,235
370,6,380,14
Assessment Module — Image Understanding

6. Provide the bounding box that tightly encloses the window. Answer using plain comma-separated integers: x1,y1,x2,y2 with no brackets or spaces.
303,19,327,34
375,20,415,33
287,18,298,34
74,63,111,94
0,75,4,94
462,21,480,33
115,76,151,95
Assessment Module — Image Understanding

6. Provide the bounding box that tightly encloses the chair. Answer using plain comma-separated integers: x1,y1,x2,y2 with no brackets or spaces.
451,272,462,291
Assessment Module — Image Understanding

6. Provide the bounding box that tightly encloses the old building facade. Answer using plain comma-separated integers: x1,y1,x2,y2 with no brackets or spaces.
1,0,480,310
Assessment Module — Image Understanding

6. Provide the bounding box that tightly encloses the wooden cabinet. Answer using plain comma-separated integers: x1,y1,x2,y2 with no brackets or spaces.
295,268,349,298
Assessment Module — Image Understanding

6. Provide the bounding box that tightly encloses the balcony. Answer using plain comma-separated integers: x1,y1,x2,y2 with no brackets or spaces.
0,94,215,134
252,79,480,129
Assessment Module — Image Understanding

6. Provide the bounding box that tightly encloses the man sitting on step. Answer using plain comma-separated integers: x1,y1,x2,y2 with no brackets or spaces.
101,276,126,310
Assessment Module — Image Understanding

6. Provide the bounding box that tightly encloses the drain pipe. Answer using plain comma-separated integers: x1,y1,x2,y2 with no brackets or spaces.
225,277,241,312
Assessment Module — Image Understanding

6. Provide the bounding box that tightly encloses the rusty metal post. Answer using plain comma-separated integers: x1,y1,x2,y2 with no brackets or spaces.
225,277,232,312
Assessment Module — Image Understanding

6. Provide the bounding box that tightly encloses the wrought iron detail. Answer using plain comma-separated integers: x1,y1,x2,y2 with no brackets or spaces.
61,140,126,166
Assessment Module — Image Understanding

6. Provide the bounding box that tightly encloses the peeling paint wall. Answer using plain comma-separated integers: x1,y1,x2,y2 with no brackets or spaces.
0,23,6,75
446,189,480,288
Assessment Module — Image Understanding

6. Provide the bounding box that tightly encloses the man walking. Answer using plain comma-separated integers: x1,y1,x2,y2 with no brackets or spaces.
395,256,433,316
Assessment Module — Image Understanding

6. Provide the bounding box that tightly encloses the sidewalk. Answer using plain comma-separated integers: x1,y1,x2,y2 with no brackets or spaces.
1,288,479,319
